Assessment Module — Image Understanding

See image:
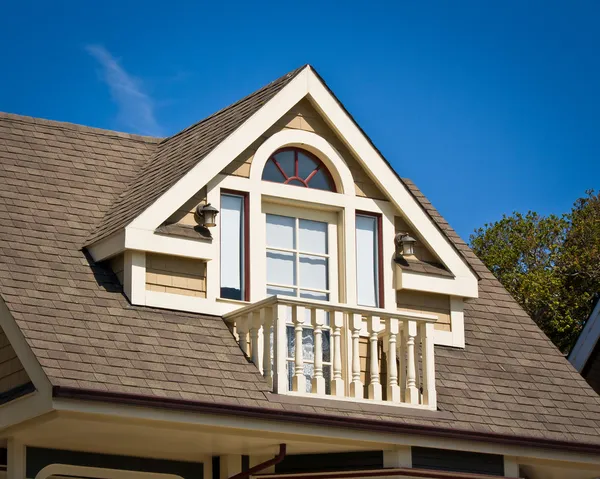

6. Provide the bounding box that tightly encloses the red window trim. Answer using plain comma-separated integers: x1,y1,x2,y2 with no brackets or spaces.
221,189,250,302
263,147,337,192
356,210,384,309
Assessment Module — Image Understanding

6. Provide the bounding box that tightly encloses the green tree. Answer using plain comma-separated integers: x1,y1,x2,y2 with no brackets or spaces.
469,190,600,353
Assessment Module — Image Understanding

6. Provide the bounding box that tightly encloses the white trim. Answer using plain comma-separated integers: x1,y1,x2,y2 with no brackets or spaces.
569,299,600,372
7,438,25,479
434,297,465,348
123,251,146,305
503,456,520,478
52,397,600,466
145,290,224,316
127,69,310,233
87,231,125,262
125,229,214,261
0,297,52,397
34,464,184,479
249,129,355,195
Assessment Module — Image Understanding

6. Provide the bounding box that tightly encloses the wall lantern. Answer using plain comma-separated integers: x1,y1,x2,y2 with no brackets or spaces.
394,233,417,258
195,203,219,228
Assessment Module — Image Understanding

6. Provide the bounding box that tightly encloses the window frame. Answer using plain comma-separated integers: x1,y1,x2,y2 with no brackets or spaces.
355,210,384,309
262,147,337,192
220,189,250,302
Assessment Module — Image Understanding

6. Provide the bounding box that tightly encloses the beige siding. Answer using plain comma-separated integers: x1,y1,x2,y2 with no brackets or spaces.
165,187,207,227
0,326,30,393
395,216,439,264
397,290,451,332
146,253,207,298
110,253,125,286
219,99,387,200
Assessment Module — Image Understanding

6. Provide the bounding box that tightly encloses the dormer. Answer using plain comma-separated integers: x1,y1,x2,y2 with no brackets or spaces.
86,65,478,411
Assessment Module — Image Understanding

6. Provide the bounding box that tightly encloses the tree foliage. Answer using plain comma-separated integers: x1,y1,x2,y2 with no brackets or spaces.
470,190,600,353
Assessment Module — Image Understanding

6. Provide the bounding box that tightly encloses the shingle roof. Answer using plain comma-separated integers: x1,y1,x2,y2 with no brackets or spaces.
86,65,306,244
1,67,600,448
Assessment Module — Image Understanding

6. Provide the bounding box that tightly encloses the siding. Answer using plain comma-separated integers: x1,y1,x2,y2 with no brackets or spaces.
397,290,451,332
165,188,207,227
146,253,207,298
221,99,388,201
0,325,30,395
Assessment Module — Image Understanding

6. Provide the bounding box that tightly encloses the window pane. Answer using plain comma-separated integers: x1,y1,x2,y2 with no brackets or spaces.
297,151,319,179
267,250,296,286
300,290,329,302
262,159,286,183
273,150,295,177
266,214,295,249
356,215,379,307
220,194,244,300
299,254,328,291
308,169,334,191
299,219,327,254
267,286,297,297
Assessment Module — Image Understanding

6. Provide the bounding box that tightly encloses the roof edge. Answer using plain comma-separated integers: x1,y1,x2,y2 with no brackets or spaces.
52,385,600,456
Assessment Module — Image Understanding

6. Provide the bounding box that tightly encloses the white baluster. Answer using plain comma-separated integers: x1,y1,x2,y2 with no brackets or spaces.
386,317,400,403
237,318,249,356
261,307,273,389
330,310,345,397
420,322,436,408
399,326,406,400
249,312,261,371
311,308,326,395
367,315,382,400
349,313,363,399
405,320,419,404
272,303,288,394
292,305,305,392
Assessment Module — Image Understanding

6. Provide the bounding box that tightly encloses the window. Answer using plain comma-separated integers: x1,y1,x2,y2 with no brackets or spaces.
262,148,336,191
356,213,383,307
220,192,248,300
265,213,332,393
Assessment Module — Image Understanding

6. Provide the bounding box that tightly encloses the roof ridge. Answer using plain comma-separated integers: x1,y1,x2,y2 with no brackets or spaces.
0,111,163,144
157,64,309,147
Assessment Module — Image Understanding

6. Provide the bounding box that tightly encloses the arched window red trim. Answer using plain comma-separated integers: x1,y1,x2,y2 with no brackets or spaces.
262,147,337,192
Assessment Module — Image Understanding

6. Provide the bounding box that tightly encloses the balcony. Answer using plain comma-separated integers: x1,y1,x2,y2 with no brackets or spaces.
224,295,438,409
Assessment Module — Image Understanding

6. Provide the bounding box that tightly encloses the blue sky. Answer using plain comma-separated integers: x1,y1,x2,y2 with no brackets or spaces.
1,1,598,241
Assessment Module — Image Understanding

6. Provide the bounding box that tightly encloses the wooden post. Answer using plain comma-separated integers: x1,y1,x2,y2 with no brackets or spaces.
386,317,401,403
367,315,382,400
349,313,364,399
272,303,288,394
249,311,261,371
311,308,326,395
405,320,419,404
261,307,273,389
292,305,305,392
420,322,436,407
330,310,345,396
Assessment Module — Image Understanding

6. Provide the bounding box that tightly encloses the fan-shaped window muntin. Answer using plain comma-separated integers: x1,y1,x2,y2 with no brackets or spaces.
262,148,336,192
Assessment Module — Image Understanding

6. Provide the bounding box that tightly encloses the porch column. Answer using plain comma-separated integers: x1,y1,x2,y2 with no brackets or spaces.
261,307,273,389
7,439,26,479
272,303,288,394
220,455,243,479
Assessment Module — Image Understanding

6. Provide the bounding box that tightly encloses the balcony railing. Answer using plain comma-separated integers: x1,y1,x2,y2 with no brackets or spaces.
224,295,437,409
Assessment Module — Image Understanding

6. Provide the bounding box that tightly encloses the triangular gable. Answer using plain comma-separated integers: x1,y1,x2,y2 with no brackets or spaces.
86,65,307,246
86,65,477,298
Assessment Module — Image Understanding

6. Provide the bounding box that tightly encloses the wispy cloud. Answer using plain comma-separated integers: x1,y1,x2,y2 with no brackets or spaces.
86,44,162,136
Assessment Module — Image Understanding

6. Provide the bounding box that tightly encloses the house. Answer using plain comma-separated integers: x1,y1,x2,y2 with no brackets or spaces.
0,64,599,479
569,298,600,394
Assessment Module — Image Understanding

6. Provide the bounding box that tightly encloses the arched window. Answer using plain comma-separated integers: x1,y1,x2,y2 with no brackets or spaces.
261,148,336,192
